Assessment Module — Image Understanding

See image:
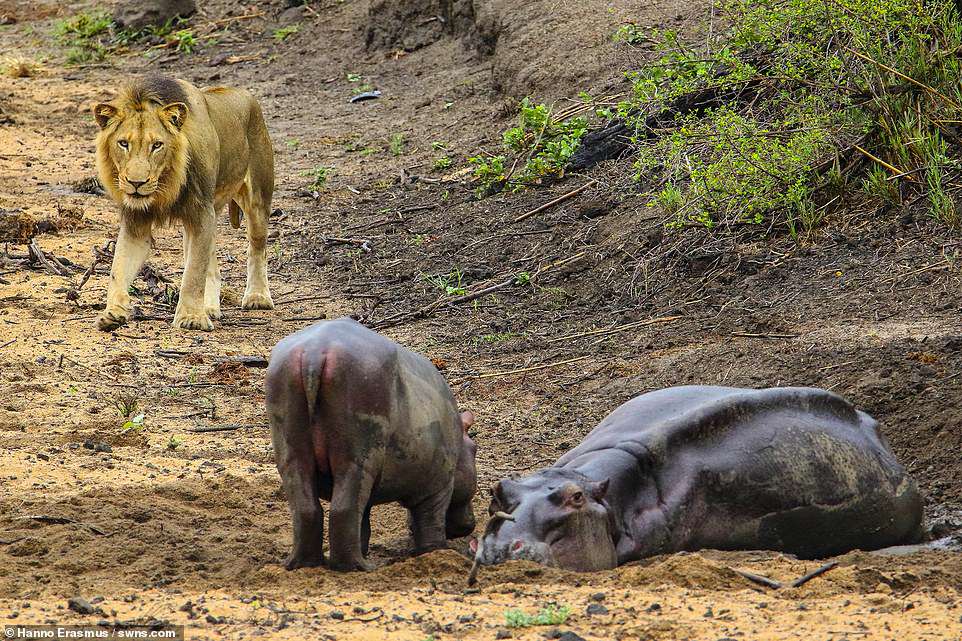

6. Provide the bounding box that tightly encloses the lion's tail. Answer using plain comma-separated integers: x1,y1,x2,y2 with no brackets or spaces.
228,200,243,229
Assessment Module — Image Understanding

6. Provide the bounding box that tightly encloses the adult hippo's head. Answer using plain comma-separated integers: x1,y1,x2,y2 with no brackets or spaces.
470,469,618,571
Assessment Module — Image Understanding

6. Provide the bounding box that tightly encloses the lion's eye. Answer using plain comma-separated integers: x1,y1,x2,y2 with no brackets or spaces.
151,141,164,152
117,140,129,150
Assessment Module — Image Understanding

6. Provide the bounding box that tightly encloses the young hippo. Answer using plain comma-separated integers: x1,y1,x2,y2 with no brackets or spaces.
266,318,478,571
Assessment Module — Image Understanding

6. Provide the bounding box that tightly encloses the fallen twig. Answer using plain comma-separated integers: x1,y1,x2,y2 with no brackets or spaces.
325,236,372,252
731,332,798,339
789,561,838,588
0,338,15,349
471,355,591,380
372,252,586,330
337,608,384,623
512,180,597,224
732,568,783,589
215,355,269,368
187,423,259,433
28,240,67,276
13,515,107,535
548,315,683,343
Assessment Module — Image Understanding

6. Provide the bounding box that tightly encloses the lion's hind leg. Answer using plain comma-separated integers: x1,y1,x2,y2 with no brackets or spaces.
237,171,274,311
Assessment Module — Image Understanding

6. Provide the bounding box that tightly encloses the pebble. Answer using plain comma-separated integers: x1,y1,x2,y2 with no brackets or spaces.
330,611,344,620
646,602,661,612
585,603,608,616
589,592,605,602
495,631,512,640
67,597,94,615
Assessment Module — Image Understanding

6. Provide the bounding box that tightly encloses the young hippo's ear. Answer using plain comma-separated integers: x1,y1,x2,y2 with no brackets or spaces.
460,410,475,432
469,537,478,554
588,478,610,502
93,103,118,129
160,102,188,130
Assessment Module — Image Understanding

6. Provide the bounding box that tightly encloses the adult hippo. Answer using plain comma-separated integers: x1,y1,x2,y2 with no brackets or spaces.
267,318,478,571
473,386,923,571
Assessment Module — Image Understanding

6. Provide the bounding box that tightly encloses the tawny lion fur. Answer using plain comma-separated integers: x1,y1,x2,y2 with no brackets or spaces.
93,75,275,332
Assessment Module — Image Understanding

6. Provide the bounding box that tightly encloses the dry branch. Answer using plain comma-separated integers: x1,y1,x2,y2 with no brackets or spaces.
512,180,597,224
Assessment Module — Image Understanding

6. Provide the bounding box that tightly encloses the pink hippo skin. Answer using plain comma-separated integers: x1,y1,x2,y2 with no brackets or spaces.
266,318,478,571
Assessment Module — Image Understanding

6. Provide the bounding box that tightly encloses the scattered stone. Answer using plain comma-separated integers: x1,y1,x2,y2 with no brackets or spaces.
585,603,608,616
67,597,95,615
113,0,196,31
495,631,512,640
36,453,49,461
330,610,344,620
557,633,587,641
703,607,714,618
590,592,605,602
205,614,225,624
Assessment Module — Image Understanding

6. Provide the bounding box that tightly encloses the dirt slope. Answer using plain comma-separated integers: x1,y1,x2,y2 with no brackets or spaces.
1,1,961,639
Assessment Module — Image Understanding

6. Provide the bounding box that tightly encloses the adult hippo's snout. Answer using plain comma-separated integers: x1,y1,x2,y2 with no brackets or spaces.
471,469,619,572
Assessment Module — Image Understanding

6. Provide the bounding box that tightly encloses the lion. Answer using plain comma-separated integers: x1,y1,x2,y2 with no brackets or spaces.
93,75,275,331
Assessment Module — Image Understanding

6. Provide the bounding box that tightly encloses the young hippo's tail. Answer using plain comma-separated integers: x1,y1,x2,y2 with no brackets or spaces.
229,200,243,229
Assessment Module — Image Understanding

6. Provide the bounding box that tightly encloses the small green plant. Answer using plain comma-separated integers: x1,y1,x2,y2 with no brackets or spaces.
432,141,448,151
273,25,299,42
167,434,185,450
514,271,532,286
171,28,197,53
112,394,138,420
301,165,333,190
347,72,362,82
474,332,518,345
121,413,146,433
613,22,648,45
471,98,588,195
433,156,453,171
389,133,405,156
504,604,571,628
286,138,300,149
424,269,467,296
54,11,113,64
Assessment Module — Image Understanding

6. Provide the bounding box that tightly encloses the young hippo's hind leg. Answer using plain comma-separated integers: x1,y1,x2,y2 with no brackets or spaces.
328,462,377,571
408,482,454,554
268,364,324,570
361,505,372,557
236,176,274,311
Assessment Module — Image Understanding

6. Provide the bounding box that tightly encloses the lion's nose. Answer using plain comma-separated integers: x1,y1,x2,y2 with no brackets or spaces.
126,178,148,189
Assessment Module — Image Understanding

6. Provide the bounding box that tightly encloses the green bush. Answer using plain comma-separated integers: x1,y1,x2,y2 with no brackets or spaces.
616,0,962,233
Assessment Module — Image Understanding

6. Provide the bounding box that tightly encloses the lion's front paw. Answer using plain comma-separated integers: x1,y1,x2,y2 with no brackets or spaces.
173,308,214,331
96,309,129,332
242,291,274,310
205,305,223,320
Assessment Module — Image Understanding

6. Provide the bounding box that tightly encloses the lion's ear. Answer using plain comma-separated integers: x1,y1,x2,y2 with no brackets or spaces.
93,103,118,129
161,102,188,130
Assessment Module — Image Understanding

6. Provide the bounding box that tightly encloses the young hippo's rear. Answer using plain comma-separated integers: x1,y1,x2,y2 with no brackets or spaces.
475,386,923,571
266,318,477,571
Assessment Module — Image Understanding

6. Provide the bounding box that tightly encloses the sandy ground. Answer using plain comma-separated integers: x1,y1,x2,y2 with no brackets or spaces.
1,0,962,639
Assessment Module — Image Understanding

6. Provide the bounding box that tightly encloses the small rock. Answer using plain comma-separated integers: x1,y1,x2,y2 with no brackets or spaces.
589,592,605,602
703,607,714,618
874,582,893,594
8,612,18,619
585,603,608,616
543,630,562,640
95,443,112,453
113,0,196,30
330,611,344,620
646,602,661,612
67,597,95,615
89,596,104,604
37,453,49,461
205,614,225,624
557,633,587,641
495,631,512,640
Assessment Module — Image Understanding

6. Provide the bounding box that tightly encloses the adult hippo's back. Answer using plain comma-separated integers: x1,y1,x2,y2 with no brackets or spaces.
475,386,923,571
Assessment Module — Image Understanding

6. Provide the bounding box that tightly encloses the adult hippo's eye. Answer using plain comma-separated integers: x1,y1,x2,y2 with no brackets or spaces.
151,141,164,152
117,140,129,150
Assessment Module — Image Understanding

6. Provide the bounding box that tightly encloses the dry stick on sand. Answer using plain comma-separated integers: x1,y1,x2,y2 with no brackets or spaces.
187,423,258,433
512,180,597,224
28,240,68,276
470,355,592,380
372,252,586,330
547,315,683,343
731,561,840,591
732,568,783,589
789,561,838,588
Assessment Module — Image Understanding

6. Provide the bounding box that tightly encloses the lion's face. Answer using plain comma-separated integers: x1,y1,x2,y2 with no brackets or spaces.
94,100,188,212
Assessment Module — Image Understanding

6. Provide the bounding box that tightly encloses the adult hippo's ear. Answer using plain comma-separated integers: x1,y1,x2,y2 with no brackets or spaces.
588,478,610,502
460,410,475,432
489,478,521,513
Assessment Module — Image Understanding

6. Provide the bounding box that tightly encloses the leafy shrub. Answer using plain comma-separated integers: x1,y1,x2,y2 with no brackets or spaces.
616,0,962,233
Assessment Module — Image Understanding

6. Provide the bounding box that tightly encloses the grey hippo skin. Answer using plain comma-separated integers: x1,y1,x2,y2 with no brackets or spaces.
474,386,923,571
266,318,478,571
